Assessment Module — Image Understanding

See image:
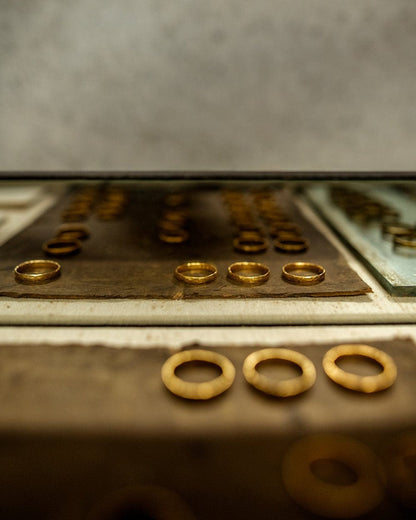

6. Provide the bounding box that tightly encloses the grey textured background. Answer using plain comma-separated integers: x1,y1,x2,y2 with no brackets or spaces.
0,0,415,172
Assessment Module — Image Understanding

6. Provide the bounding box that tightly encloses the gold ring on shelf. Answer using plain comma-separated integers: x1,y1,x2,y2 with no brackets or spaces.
14,259,61,284
161,349,235,400
174,262,217,285
159,228,189,244
281,262,325,285
322,343,397,393
243,348,316,397
42,237,82,257
56,223,91,240
227,262,270,285
282,433,385,518
274,237,309,253
233,234,268,253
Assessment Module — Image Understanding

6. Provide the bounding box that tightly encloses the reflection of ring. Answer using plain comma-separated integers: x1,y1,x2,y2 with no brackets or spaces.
14,259,61,284
243,348,316,397
161,349,235,400
175,262,217,285
393,234,416,249
282,262,325,285
42,237,82,257
56,223,90,240
323,344,397,393
282,433,384,518
233,235,268,253
227,262,270,285
274,237,309,253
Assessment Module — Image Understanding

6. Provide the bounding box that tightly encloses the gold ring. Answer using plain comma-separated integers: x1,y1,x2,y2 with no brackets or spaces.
56,223,90,240
282,262,325,285
174,262,217,285
243,348,316,397
14,259,61,284
382,223,415,238
282,433,385,518
323,344,397,393
42,237,82,257
227,262,270,285
161,349,235,400
393,234,416,249
274,237,309,253
233,235,268,253
159,228,189,244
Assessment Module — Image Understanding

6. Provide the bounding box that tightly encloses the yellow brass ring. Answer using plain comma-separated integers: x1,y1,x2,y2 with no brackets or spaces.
161,349,235,400
227,262,270,285
274,237,309,253
323,344,397,393
282,434,385,518
282,262,325,285
42,237,82,257
233,234,268,253
243,348,316,397
174,262,217,285
14,259,61,284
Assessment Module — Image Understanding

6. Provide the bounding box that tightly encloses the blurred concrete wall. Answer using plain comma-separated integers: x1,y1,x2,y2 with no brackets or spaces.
0,0,415,172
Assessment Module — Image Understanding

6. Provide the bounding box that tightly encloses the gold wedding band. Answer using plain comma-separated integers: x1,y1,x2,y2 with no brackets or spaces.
56,223,90,240
243,348,316,397
14,259,61,284
227,262,270,285
174,262,217,285
159,228,189,244
42,237,82,257
282,434,385,518
233,234,268,253
282,262,325,285
323,344,397,393
161,349,235,400
274,237,309,253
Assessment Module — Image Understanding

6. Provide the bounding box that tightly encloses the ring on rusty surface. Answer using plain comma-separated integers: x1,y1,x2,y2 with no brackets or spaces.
233,234,268,253
174,262,217,285
274,236,309,253
243,348,316,397
161,349,235,400
14,259,61,284
227,261,270,285
282,262,325,285
322,344,397,393
42,237,82,257
282,433,385,518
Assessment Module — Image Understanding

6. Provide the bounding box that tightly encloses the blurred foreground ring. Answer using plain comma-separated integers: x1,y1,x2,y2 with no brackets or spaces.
227,261,270,285
161,349,235,400
243,348,316,397
323,344,397,393
282,262,325,285
14,259,61,284
174,262,217,285
42,237,82,257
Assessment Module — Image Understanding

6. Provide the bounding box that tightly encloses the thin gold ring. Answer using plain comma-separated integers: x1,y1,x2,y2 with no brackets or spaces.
393,234,416,249
282,434,385,518
282,262,325,285
323,344,397,393
56,223,90,240
42,237,82,257
159,229,189,244
161,349,235,400
175,262,217,285
233,235,268,253
243,348,316,397
227,262,270,285
14,259,61,284
274,237,309,253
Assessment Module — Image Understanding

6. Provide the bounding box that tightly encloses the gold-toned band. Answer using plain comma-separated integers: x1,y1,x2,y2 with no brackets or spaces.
274,237,309,253
14,259,61,284
233,234,268,253
243,348,316,397
393,234,416,249
42,237,82,257
282,262,325,285
159,228,189,244
161,349,235,400
382,223,415,238
227,262,270,285
174,262,217,285
56,223,91,241
322,344,397,393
